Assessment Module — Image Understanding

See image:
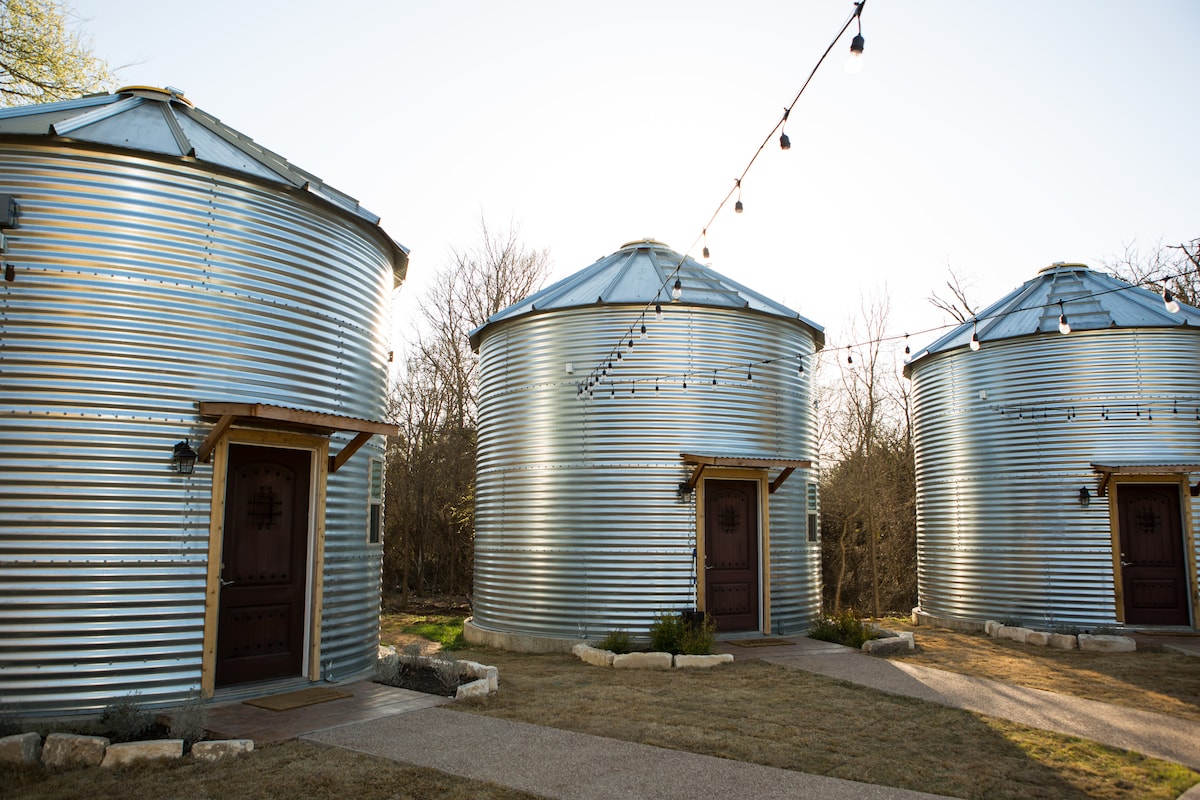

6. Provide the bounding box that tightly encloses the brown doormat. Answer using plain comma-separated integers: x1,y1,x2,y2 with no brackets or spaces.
730,638,796,647
243,687,352,712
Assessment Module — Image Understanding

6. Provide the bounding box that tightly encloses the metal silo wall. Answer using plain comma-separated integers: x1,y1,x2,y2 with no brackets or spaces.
910,327,1200,628
473,304,821,640
0,143,391,713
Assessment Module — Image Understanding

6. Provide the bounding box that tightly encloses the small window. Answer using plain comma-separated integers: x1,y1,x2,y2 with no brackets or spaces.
367,458,383,544
806,482,819,542
807,482,818,510
807,513,819,543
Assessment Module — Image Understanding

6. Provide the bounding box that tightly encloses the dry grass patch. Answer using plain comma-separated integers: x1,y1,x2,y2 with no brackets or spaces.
0,740,540,800
453,648,1198,800
883,620,1200,722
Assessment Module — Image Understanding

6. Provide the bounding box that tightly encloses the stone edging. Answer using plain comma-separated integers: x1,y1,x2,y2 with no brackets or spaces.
572,643,734,669
0,731,252,769
375,645,499,698
862,627,916,655
983,620,1137,652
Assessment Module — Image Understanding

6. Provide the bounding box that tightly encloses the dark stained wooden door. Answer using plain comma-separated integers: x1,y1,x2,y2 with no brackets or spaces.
216,445,311,686
704,479,759,632
1117,484,1190,626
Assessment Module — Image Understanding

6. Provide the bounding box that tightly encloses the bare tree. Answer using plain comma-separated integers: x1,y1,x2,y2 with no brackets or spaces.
0,0,115,106
384,219,550,599
1104,237,1200,309
927,267,977,324
818,293,916,618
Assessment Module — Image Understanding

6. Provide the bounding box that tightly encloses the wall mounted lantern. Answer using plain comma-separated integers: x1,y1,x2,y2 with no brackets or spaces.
172,440,198,474
1078,486,1091,508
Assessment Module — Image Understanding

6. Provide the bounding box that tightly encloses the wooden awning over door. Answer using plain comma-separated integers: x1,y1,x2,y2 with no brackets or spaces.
681,453,814,495
1092,462,1200,496
197,402,398,473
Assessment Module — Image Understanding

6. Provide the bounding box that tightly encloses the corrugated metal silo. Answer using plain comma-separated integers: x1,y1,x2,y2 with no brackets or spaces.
0,87,405,714
466,239,825,649
906,263,1200,630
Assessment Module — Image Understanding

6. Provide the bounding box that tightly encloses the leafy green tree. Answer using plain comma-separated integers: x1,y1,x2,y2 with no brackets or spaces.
1,0,114,106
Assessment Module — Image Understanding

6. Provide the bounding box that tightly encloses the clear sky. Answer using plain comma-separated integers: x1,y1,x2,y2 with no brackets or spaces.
70,0,1199,358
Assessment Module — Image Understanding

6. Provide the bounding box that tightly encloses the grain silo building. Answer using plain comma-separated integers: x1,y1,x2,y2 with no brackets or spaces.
464,239,824,650
906,263,1199,630
0,87,405,714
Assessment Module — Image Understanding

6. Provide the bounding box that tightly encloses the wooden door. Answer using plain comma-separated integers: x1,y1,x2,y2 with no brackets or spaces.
1117,484,1190,626
704,479,760,632
216,445,311,686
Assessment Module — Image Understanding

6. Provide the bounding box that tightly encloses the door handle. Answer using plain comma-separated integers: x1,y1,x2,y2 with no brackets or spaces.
1120,561,1133,568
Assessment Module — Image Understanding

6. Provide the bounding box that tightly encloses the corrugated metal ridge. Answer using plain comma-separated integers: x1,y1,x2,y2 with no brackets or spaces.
909,264,1200,367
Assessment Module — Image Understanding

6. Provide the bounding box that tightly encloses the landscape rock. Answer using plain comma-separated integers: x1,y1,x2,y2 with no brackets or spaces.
375,645,399,683
573,643,616,667
612,651,672,670
191,739,253,762
1047,633,1078,650
42,733,109,769
997,625,1033,644
1025,631,1050,647
863,635,915,655
1078,633,1136,653
0,732,42,765
674,654,734,669
455,679,492,699
100,739,183,768
985,620,1002,636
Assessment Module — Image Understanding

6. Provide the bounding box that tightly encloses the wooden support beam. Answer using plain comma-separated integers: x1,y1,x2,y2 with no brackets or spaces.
329,431,373,474
769,466,795,494
197,414,235,463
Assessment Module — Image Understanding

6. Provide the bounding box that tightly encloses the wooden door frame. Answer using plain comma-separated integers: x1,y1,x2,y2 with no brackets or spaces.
1106,474,1197,627
695,468,771,634
201,429,329,697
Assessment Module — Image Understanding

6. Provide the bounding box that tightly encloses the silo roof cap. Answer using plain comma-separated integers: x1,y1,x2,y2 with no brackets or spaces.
470,238,824,349
0,86,408,280
906,262,1200,371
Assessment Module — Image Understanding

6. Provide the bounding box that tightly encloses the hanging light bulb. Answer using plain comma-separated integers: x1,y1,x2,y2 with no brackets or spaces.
640,321,648,339
712,370,718,386
1057,301,1071,335
626,338,633,352
904,334,910,355
797,354,805,374
682,379,688,392
672,278,682,301
735,179,744,213
1164,288,1181,314
746,366,753,383
845,3,865,74
970,331,981,351
702,229,710,259
655,302,663,322
779,107,791,150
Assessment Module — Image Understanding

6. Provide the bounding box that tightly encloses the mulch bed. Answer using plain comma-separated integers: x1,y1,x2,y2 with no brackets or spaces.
377,666,469,697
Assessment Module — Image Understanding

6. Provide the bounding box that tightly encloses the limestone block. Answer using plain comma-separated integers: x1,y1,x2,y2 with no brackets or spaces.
0,732,42,765
101,739,183,768
42,733,109,769
1025,631,1050,647
1078,634,1136,653
374,645,399,683
455,679,492,699
191,739,253,762
863,636,915,655
1047,633,1078,650
456,660,499,692
612,651,672,670
573,644,615,667
673,654,734,669
985,620,1002,637
997,625,1032,643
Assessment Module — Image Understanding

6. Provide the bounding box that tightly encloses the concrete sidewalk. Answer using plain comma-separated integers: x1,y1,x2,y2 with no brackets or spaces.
304,706,956,800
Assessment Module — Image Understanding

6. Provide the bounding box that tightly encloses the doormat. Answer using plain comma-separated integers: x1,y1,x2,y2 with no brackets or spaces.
730,638,796,648
243,687,352,712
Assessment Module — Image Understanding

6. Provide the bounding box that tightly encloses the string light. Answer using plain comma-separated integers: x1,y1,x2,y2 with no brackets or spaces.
1164,289,1181,314
735,180,744,214
1057,300,1071,335
903,334,911,355
797,354,805,374
655,303,663,321
672,278,682,301
845,1,866,74
779,107,792,150
970,320,981,351
702,229,710,259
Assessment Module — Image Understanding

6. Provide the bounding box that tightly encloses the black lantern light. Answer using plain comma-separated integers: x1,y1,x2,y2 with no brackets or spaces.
1078,486,1091,508
173,440,198,475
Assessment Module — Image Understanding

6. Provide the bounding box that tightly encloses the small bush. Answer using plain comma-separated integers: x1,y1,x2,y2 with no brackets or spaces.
101,695,154,742
167,692,208,749
398,642,425,679
429,656,461,693
808,610,877,649
598,629,631,654
648,611,715,655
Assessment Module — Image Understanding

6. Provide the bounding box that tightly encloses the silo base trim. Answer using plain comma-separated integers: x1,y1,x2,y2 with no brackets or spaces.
463,619,583,654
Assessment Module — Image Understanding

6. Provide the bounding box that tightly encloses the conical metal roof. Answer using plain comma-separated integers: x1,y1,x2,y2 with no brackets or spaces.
0,86,407,275
908,262,1200,368
471,238,824,348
